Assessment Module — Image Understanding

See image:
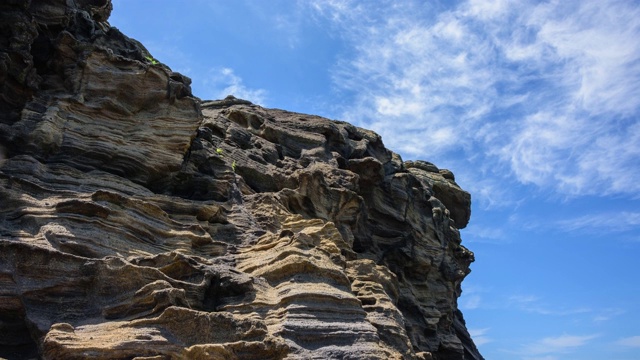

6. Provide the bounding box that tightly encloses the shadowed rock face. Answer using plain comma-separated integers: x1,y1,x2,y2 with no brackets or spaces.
0,1,483,359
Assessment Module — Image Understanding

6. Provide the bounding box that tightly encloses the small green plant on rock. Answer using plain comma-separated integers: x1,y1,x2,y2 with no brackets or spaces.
145,56,159,65
213,147,236,172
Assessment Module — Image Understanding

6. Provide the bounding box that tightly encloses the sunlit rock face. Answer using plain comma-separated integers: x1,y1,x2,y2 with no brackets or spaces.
0,1,483,359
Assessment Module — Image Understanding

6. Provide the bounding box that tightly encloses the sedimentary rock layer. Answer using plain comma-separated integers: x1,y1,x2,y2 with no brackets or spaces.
0,1,483,359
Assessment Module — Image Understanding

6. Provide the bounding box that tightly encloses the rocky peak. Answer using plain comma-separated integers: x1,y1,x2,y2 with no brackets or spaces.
0,1,483,359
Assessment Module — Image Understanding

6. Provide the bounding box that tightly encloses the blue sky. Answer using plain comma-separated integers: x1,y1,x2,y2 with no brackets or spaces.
110,1,640,359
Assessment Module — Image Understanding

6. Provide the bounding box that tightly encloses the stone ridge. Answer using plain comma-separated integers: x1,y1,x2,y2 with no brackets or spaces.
0,1,483,359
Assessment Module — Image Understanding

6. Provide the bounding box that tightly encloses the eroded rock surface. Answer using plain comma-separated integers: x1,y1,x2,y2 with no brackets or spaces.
0,1,483,359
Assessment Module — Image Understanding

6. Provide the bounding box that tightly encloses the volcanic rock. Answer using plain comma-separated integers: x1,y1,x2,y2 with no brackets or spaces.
0,1,483,359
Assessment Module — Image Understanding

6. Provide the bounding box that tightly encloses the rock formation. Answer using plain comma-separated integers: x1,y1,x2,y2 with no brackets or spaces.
0,1,483,359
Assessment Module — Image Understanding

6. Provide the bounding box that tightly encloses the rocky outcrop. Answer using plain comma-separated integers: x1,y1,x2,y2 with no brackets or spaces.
0,1,483,359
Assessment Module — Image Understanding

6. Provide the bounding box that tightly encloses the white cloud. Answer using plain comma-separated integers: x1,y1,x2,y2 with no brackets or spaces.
616,336,640,347
468,328,492,346
522,356,558,360
508,294,591,316
459,284,491,311
204,68,267,105
464,0,510,20
307,0,640,199
538,334,596,348
241,1,309,50
523,333,600,355
461,294,482,310
530,1,640,116
463,224,508,244
313,1,501,158
509,294,540,305
557,212,640,233
593,308,625,322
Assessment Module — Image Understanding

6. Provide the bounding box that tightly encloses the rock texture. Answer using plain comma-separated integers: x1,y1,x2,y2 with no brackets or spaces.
0,1,483,359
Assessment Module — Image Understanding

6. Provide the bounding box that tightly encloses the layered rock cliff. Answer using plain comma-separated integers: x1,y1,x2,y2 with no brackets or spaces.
0,1,483,359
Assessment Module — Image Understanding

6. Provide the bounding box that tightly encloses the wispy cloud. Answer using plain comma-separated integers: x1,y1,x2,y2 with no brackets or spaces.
508,295,625,329
593,308,625,322
460,284,491,311
461,294,482,310
522,356,558,360
468,328,492,346
523,333,600,356
509,294,540,305
308,0,640,199
557,212,640,234
464,224,509,244
616,335,640,347
236,1,309,49
203,68,267,105
508,294,591,316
